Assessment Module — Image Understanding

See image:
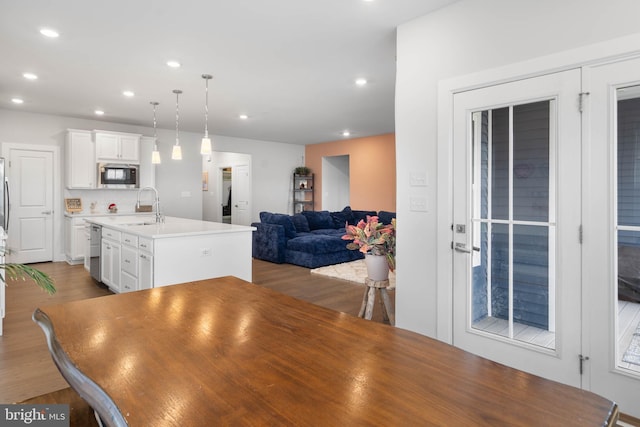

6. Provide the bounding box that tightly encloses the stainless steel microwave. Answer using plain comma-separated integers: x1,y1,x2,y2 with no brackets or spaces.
97,163,139,189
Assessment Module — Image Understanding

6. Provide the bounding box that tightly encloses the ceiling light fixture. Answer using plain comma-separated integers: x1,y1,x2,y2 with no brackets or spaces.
167,60,181,68
150,101,161,164
239,114,249,120
94,110,105,116
171,89,183,160
11,98,24,104
123,90,135,97
355,78,367,86
200,74,213,155
23,73,38,80
39,28,59,38
342,131,351,137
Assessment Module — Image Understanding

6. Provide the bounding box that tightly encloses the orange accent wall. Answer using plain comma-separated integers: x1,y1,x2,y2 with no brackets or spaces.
305,133,396,212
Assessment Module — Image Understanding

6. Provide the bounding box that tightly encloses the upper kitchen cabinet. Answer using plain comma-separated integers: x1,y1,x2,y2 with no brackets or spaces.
66,129,95,189
94,131,141,163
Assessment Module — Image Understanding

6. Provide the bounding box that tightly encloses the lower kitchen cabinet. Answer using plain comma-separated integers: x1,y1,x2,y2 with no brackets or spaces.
64,216,87,264
101,231,121,293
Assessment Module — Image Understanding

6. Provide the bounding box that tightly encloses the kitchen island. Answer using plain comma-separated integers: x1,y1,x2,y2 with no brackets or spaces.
85,215,255,292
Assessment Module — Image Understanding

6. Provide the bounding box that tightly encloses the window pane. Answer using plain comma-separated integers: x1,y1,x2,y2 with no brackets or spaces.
491,108,509,220
513,102,550,222
513,225,549,330
618,96,640,226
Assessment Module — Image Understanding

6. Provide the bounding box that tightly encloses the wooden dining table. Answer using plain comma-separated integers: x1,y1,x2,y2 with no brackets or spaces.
33,276,618,426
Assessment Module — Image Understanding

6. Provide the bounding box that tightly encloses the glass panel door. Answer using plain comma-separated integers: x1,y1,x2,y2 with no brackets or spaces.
453,69,582,387
584,57,640,418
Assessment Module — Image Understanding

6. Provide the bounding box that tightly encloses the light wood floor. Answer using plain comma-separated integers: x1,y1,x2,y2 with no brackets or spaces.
0,259,392,404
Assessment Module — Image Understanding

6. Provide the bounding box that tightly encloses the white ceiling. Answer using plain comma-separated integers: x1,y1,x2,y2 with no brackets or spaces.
0,1,457,145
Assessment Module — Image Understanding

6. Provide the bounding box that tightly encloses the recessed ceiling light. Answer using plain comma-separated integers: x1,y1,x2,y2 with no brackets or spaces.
239,114,249,120
123,90,135,97
166,60,181,68
355,78,367,86
342,131,351,137
23,72,38,80
39,28,59,38
11,98,24,104
95,110,105,116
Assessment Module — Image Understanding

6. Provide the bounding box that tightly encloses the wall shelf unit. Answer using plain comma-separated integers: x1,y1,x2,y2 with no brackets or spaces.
293,173,314,213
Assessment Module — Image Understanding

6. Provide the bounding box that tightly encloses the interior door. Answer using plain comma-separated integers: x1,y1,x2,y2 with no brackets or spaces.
231,164,251,226
584,56,640,418
6,147,54,264
452,69,583,386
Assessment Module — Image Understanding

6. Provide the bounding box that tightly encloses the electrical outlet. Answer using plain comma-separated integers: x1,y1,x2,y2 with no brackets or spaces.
201,248,211,256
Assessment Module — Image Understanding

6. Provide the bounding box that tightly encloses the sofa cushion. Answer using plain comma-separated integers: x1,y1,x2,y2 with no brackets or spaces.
287,234,348,254
291,213,310,233
378,210,396,225
351,210,377,224
301,210,335,230
310,228,345,237
259,211,297,238
330,206,354,228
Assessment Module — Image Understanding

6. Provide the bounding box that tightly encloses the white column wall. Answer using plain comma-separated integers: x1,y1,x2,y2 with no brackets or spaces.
396,0,640,338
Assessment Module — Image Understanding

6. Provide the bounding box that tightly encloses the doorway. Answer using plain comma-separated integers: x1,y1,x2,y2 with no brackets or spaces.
221,168,232,224
1,144,57,264
202,152,251,225
321,155,350,211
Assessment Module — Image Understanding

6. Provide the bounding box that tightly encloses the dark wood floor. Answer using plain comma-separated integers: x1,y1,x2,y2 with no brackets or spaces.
0,259,393,404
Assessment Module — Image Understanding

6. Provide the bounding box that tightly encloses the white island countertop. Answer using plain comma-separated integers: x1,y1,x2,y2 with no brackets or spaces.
85,215,256,239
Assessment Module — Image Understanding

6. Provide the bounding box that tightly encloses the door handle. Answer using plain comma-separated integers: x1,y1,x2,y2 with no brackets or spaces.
454,243,480,253
454,243,471,253
41,210,52,215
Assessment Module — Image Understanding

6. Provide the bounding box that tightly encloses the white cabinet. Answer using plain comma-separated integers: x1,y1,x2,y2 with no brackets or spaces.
66,129,95,189
138,237,153,290
95,131,141,163
120,233,138,293
64,216,87,264
101,228,121,292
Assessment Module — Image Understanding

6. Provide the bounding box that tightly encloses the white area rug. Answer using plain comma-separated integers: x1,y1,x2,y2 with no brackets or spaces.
310,259,396,289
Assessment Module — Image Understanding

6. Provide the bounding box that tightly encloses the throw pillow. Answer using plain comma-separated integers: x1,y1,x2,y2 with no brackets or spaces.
351,210,377,225
377,211,396,225
259,212,297,238
291,213,310,233
331,206,354,228
301,210,334,230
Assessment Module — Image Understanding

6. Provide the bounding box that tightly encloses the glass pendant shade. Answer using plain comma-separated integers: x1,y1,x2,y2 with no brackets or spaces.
200,137,212,155
201,74,213,155
172,89,182,160
171,143,182,160
150,101,161,164
151,148,161,164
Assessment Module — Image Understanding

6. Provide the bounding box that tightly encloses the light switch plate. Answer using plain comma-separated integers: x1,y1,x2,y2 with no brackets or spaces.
409,171,428,187
409,196,427,212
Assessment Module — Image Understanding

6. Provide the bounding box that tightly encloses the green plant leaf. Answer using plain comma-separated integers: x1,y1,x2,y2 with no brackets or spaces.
1,263,56,295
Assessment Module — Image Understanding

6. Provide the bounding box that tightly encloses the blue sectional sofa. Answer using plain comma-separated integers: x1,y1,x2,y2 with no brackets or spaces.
252,207,396,269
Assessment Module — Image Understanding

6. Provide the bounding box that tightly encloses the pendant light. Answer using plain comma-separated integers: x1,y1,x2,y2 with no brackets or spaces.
200,74,213,155
150,101,161,164
171,89,183,160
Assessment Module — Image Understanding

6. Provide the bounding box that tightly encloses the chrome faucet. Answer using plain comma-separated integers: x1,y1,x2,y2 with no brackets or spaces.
136,186,163,223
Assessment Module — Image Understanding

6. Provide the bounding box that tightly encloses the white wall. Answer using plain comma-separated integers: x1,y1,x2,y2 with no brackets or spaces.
395,0,640,338
0,108,303,260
